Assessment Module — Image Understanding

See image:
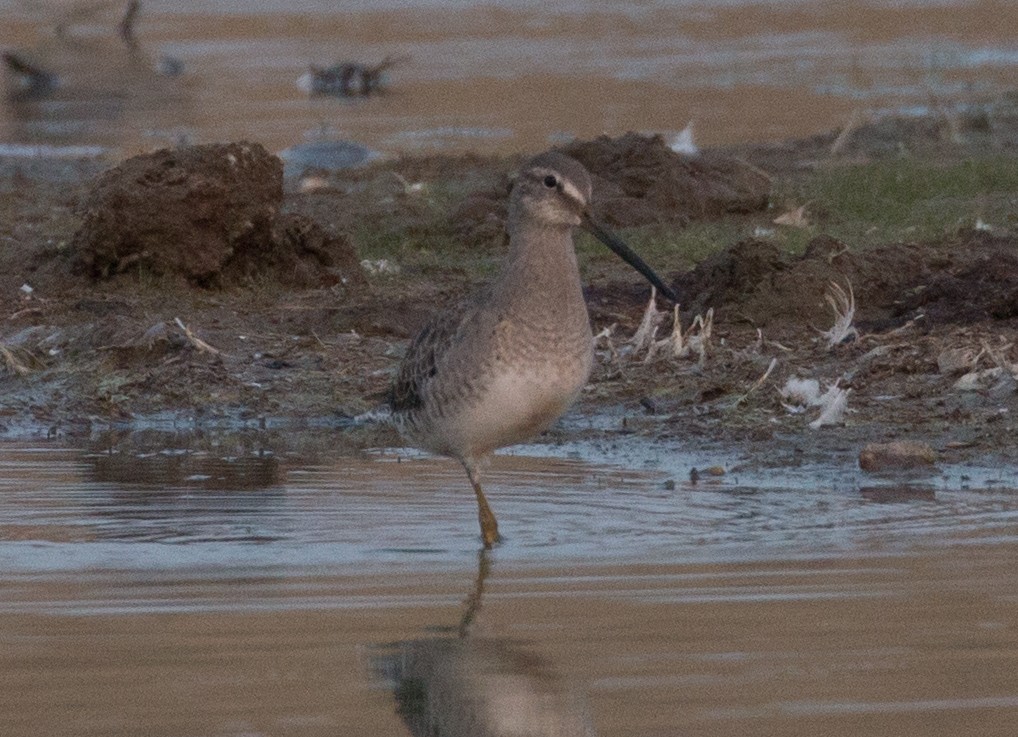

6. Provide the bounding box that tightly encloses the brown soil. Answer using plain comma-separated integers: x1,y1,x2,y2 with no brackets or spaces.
72,141,365,289
1,123,1018,473
673,230,1018,330
562,132,771,226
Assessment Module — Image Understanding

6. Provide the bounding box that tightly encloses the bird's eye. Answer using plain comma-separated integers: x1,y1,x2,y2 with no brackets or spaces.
543,175,558,188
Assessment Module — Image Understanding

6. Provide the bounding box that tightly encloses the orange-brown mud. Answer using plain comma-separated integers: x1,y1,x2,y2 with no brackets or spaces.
1,110,1018,474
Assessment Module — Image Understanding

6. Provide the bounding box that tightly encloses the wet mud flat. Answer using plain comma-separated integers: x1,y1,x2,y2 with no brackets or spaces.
2,101,1018,479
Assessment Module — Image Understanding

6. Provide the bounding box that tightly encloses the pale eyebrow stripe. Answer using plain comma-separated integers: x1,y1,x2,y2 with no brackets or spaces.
527,166,587,208
559,178,585,206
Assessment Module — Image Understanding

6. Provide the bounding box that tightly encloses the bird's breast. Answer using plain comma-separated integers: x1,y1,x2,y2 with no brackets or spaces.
459,356,591,458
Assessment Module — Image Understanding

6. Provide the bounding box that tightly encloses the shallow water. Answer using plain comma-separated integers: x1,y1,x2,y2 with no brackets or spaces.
2,0,1017,158
2,438,1018,735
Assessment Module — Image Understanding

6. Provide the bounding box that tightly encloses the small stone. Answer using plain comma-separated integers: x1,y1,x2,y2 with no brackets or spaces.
859,441,937,472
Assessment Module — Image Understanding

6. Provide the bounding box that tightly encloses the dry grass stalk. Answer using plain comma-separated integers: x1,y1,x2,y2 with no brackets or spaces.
643,303,680,363
773,205,809,228
954,339,1018,391
173,318,224,356
682,308,713,364
981,339,1017,375
593,324,619,363
818,280,858,349
628,288,667,356
830,109,864,155
734,357,778,407
0,342,31,376
643,306,713,366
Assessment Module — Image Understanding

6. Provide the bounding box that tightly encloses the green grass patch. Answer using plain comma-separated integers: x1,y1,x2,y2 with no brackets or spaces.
352,154,1018,287
354,226,501,282
776,156,1018,244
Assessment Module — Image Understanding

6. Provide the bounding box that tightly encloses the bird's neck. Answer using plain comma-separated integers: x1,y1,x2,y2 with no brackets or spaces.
493,222,587,320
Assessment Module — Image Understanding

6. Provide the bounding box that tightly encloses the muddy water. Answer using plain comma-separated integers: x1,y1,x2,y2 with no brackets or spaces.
2,438,1018,736
2,1,1017,157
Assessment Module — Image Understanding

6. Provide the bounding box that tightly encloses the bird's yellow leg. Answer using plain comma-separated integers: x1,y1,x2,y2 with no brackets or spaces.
472,480,501,549
464,462,500,548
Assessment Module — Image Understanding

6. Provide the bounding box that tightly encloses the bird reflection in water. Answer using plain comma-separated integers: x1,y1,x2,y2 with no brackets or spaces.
2,1,190,146
374,550,596,737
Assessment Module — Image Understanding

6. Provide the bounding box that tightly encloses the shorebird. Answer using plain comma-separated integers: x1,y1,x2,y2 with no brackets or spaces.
1,52,59,98
296,56,405,97
389,151,678,548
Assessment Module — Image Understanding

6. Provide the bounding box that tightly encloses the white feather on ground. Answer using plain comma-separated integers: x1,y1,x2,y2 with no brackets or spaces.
818,280,858,349
669,121,698,156
780,376,851,428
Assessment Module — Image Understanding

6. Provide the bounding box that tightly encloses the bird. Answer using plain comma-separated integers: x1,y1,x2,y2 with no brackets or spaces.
2,51,59,98
388,151,678,548
296,55,405,97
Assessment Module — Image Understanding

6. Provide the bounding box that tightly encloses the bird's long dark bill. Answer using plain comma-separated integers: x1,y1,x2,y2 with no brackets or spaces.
581,213,679,303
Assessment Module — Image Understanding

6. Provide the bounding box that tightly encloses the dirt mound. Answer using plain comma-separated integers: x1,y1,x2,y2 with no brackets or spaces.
672,238,787,319
561,132,771,227
675,230,1018,330
896,231,1018,323
71,142,364,288
443,133,772,244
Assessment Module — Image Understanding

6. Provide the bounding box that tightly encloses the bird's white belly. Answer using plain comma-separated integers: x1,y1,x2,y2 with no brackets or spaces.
442,363,588,459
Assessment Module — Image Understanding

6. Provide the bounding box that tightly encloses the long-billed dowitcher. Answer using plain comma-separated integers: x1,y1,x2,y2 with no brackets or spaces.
389,151,678,548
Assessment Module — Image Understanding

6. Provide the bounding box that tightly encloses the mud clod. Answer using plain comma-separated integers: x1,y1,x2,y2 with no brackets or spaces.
71,142,363,288
859,441,938,472
561,132,771,227
675,231,1018,330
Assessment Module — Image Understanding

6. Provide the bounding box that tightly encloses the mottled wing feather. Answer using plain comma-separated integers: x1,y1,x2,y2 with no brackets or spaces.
389,299,485,413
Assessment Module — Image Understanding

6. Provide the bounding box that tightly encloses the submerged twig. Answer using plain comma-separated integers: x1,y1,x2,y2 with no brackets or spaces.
118,0,140,47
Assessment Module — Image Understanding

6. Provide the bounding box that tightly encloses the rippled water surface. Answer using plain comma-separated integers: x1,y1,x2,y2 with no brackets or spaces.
2,438,1018,736
2,0,1017,157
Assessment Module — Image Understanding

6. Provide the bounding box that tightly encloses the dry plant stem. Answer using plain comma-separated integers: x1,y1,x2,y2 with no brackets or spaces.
593,324,619,363
0,343,30,376
174,317,225,356
830,109,864,155
733,357,778,407
630,287,664,354
981,339,1018,376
